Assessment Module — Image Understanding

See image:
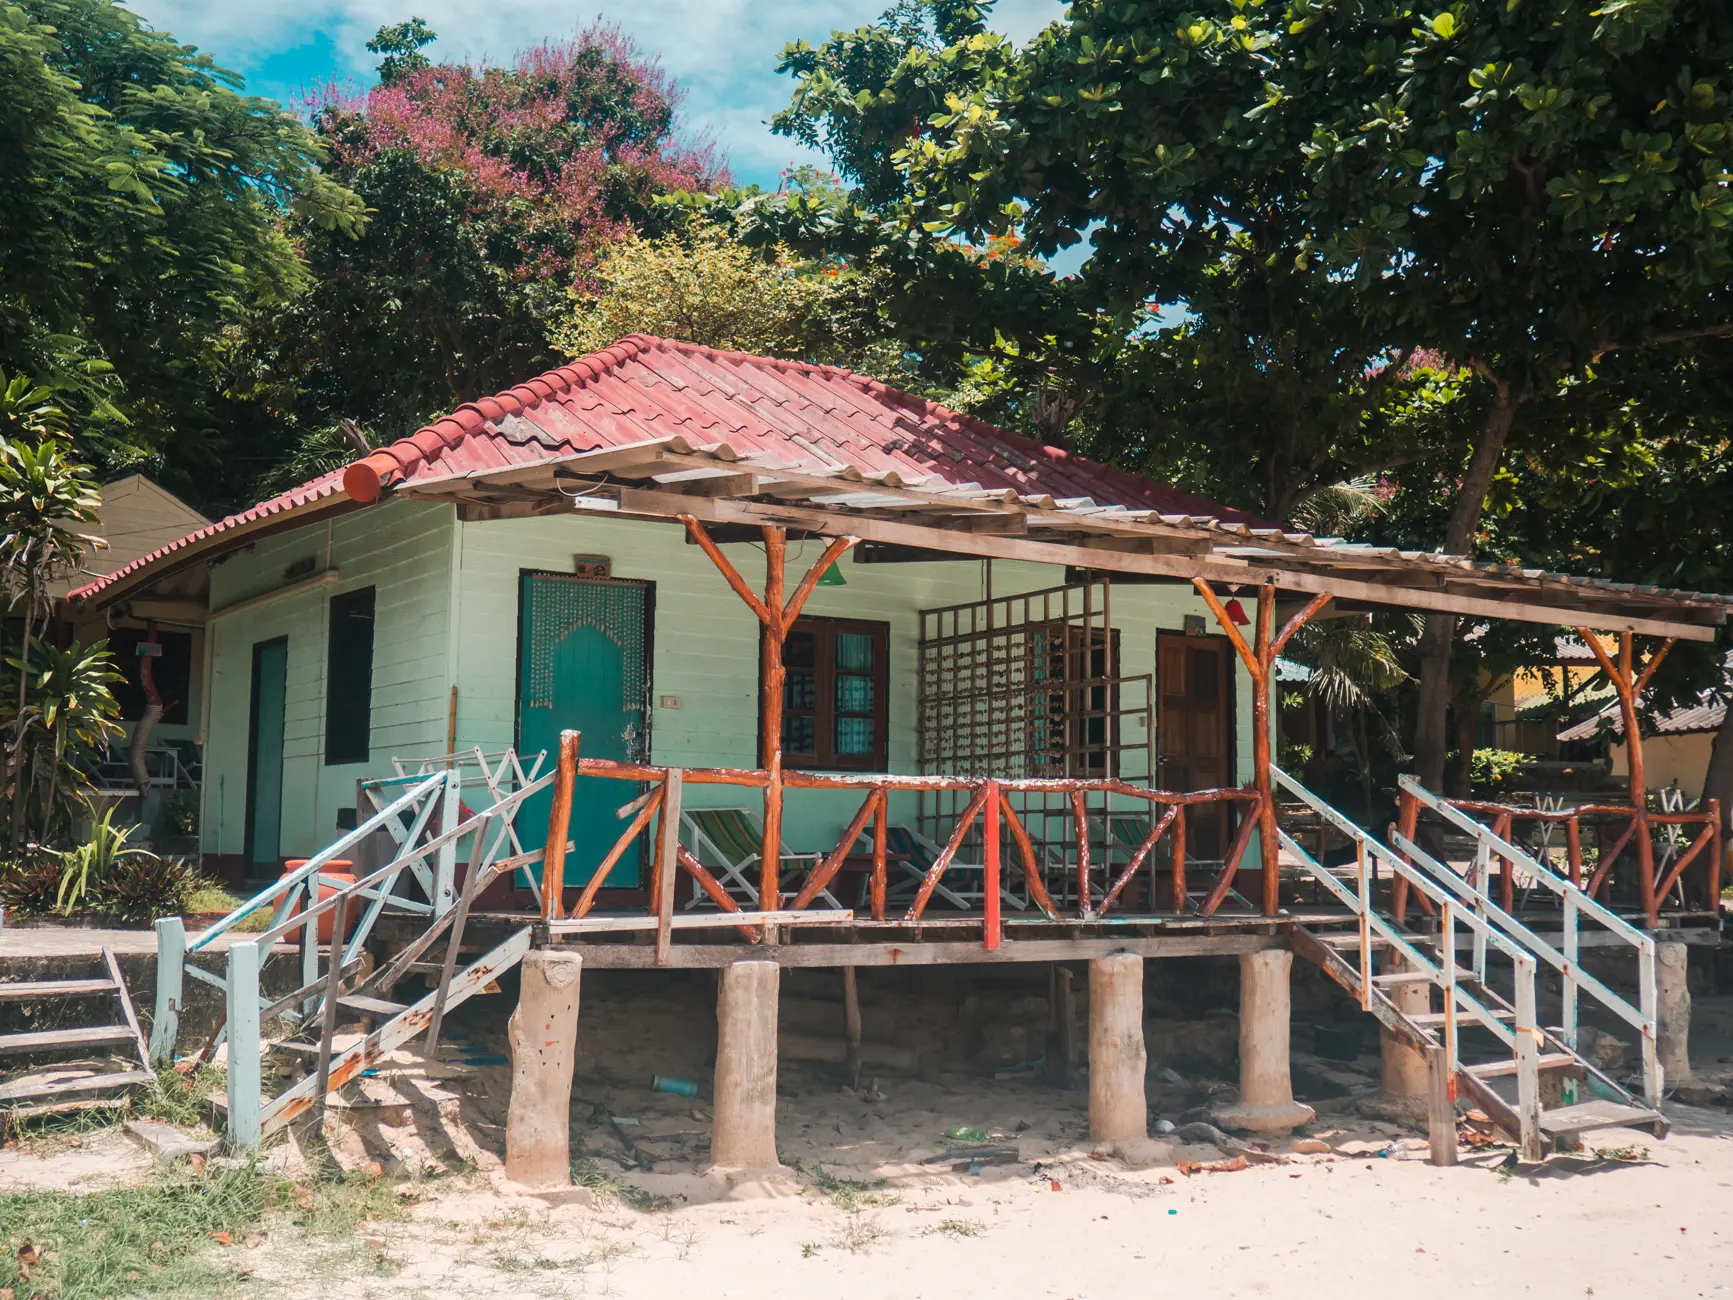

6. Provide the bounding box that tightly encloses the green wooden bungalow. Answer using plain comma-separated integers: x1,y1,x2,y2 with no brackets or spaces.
68,335,1729,921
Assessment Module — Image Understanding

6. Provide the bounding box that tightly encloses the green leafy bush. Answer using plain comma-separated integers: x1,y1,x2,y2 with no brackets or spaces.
94,854,202,926
0,846,66,916
55,803,150,914
158,790,199,838
1467,748,1530,796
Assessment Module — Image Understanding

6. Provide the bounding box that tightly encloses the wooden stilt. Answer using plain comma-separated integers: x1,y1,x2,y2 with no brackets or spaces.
842,966,862,1088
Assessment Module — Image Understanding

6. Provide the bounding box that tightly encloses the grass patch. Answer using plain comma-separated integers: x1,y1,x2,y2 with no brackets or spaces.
185,884,271,931
788,1159,898,1213
0,1160,266,1298
930,1218,985,1239
0,1146,409,1299
571,1157,674,1212
833,1212,888,1254
134,1064,224,1129
1593,1145,1651,1163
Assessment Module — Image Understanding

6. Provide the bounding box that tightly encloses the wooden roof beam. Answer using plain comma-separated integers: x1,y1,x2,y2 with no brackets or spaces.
612,487,1720,640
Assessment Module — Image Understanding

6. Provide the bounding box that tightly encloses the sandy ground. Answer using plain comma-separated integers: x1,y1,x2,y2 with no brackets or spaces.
223,1106,1733,1299
247,977,1733,1297
7,969,1732,1297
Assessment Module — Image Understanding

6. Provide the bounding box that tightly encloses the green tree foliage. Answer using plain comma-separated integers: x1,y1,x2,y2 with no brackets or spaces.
367,16,436,83
0,0,365,492
556,225,848,360
804,0,1733,791
0,389,118,847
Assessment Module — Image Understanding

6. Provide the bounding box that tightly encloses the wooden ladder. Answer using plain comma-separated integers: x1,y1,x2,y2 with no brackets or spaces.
0,950,155,1119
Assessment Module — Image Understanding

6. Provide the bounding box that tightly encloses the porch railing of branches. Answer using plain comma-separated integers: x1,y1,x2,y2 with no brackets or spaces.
534,732,1266,956
1393,785,1721,929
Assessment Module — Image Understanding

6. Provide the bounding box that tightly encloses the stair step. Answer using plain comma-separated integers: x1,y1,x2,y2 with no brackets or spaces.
0,979,116,1002
1370,972,1435,986
1538,1101,1667,1137
337,995,408,1020
0,1068,154,1103
0,1025,135,1056
1318,933,1397,948
1464,1053,1583,1079
1412,1009,1515,1027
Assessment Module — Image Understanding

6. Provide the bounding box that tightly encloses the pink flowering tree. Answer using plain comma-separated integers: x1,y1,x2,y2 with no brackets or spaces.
272,22,726,452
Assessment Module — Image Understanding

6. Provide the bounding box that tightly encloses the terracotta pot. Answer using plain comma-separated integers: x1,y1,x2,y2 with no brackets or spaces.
280,860,356,943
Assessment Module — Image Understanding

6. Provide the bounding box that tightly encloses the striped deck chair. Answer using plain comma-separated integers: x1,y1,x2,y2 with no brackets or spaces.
1103,810,1254,913
680,807,839,909
882,825,1027,912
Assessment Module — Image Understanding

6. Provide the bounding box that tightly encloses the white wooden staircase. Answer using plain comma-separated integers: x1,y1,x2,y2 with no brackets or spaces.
1275,766,1667,1162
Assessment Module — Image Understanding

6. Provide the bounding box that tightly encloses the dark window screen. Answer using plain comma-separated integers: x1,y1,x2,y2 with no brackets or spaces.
325,587,375,764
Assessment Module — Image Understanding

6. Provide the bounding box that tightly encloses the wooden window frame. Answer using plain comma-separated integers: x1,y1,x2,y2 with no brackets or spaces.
324,586,376,766
763,615,890,772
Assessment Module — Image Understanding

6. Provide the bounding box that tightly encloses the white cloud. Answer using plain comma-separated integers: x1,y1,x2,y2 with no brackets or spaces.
129,0,1065,184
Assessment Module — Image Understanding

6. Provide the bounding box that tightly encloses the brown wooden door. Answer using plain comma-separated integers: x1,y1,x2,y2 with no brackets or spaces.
1157,634,1235,858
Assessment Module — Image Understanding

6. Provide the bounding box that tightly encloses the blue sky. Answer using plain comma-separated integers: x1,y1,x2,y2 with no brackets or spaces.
128,0,1066,190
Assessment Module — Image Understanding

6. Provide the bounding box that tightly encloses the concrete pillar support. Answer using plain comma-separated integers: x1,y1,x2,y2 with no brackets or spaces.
711,960,784,1172
505,949,583,1187
1088,953,1147,1142
1658,942,1692,1085
1212,949,1315,1133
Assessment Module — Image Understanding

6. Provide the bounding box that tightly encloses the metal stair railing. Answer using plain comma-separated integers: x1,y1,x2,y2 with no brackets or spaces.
1397,775,1661,1109
1272,765,1547,1158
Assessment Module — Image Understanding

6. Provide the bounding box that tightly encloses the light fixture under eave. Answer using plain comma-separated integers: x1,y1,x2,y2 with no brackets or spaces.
817,563,847,587
1223,598,1250,626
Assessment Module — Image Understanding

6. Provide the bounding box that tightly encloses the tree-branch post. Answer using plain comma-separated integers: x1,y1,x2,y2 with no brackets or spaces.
1194,580,1332,916
541,731,580,921
1580,630,1673,926
760,526,787,911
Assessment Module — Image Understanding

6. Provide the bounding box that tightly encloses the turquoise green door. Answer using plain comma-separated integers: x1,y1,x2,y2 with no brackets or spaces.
517,574,649,888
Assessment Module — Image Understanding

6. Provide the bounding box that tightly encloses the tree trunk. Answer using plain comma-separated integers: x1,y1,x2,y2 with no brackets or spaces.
1704,699,1733,847
1411,383,1521,795
1454,694,1478,797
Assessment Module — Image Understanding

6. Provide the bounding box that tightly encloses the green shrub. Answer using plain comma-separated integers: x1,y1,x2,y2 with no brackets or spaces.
0,846,66,916
95,854,201,925
158,790,199,838
1467,748,1530,795
55,803,151,914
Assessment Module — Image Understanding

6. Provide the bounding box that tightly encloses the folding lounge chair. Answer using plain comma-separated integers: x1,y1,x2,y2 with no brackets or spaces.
680,806,840,909
882,825,1027,912
1102,810,1254,913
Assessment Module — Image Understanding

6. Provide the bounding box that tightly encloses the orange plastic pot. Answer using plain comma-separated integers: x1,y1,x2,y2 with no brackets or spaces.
280,860,356,943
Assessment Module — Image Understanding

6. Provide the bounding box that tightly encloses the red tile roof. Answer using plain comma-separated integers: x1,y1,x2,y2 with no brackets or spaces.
73,335,1266,604
339,334,1266,524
